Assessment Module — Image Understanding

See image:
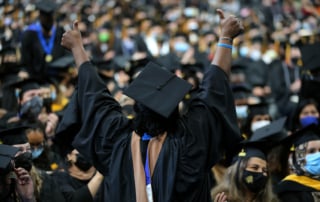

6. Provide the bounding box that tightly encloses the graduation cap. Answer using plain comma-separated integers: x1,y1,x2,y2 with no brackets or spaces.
232,83,252,100
237,145,267,161
299,43,320,73
237,118,287,159
48,55,75,79
283,124,320,148
248,117,288,145
35,0,58,14
49,55,75,69
232,137,269,163
0,126,29,145
123,61,192,118
0,144,19,174
231,63,247,74
9,78,41,99
247,102,269,116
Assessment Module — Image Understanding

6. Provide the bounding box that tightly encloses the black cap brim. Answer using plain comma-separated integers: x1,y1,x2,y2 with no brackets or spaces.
0,144,19,171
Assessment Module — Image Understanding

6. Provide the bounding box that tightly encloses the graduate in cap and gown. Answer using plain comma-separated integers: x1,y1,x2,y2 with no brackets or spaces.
211,128,281,202
275,124,320,202
0,126,37,202
20,0,69,80
0,143,36,202
58,9,243,202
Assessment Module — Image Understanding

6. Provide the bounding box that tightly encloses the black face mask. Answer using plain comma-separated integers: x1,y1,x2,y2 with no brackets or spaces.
75,153,92,172
242,170,268,193
291,57,300,66
14,152,33,172
19,96,43,121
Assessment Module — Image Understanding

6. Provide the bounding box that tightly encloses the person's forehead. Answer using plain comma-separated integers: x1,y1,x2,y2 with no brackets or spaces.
302,104,318,111
307,140,320,148
247,157,267,166
23,88,41,96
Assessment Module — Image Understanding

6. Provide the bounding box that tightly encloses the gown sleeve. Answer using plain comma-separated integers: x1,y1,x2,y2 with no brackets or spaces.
57,61,131,175
179,64,241,176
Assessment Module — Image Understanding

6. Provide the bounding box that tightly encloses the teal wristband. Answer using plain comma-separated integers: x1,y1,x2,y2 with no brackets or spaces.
217,43,233,49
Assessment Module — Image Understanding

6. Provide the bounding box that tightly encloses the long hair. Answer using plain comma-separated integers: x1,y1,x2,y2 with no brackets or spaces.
211,158,279,202
132,102,179,137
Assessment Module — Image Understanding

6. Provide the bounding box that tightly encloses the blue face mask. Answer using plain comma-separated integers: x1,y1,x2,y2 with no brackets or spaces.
32,147,44,159
305,152,320,175
174,42,189,53
300,116,319,128
51,91,57,100
239,46,249,57
236,105,248,119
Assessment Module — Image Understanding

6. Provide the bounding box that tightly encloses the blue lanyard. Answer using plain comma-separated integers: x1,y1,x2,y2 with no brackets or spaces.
35,22,57,55
142,133,152,185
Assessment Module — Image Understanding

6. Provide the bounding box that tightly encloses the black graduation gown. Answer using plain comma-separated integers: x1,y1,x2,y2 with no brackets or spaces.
50,171,99,202
57,61,241,201
268,59,299,117
276,179,320,202
20,25,68,79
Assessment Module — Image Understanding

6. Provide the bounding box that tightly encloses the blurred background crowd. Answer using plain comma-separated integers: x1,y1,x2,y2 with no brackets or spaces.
1,0,320,201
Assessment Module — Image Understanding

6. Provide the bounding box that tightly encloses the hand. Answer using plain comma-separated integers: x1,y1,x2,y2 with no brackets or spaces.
14,167,35,201
214,192,228,202
216,9,244,39
61,21,83,51
45,113,59,137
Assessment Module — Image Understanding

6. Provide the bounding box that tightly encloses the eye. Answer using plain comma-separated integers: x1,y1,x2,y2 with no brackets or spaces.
249,165,259,171
262,168,268,173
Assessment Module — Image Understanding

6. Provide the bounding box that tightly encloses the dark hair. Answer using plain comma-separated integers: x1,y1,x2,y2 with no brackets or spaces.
290,98,320,131
132,102,179,137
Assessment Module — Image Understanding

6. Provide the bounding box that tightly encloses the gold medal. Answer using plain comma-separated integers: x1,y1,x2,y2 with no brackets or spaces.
45,54,53,63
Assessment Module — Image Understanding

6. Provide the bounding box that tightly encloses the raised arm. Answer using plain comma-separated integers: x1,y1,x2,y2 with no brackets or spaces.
212,9,243,75
61,21,89,68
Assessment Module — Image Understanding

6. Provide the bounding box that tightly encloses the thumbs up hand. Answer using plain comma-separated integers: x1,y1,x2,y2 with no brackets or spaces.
61,21,83,51
216,9,243,39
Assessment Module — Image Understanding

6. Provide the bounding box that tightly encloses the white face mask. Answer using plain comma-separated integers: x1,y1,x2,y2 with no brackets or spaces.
250,50,262,61
251,120,271,131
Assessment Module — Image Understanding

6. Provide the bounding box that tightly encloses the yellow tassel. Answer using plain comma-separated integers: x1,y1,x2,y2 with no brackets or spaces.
239,149,246,157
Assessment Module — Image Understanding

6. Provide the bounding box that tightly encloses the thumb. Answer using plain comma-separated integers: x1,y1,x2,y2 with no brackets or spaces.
216,9,225,20
73,20,79,31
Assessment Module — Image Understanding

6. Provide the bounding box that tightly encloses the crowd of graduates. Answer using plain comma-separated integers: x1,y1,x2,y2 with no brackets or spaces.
0,0,320,201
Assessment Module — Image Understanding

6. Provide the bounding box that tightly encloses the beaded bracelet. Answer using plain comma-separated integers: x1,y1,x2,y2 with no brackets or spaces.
217,43,233,49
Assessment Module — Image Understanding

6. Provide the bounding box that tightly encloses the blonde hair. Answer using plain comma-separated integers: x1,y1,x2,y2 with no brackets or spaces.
211,158,279,202
30,166,43,201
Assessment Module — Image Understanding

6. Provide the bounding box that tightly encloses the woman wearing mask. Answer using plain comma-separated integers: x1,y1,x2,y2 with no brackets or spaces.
212,145,279,202
290,98,320,132
241,102,272,139
276,124,320,201
26,125,63,172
